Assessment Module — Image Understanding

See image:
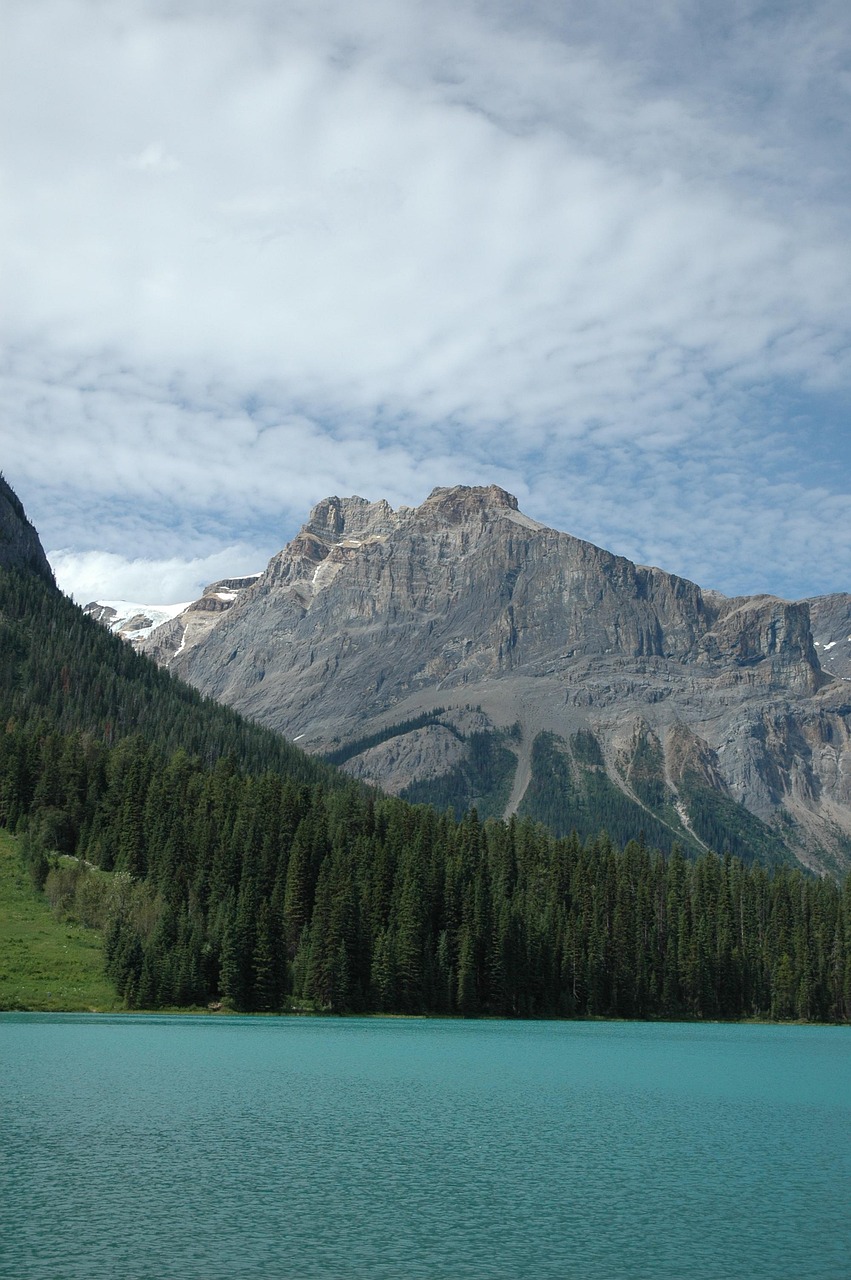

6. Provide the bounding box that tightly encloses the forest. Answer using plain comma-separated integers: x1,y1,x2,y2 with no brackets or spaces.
2,564,850,1022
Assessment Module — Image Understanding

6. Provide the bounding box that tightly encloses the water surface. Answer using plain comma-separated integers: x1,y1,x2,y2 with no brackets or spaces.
2,1015,849,1279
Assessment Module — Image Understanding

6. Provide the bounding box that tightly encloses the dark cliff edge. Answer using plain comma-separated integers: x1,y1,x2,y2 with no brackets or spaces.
0,474,55,586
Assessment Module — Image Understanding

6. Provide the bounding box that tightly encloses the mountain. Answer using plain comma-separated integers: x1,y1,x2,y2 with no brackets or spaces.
84,598,192,643
124,484,851,875
0,474,54,584
84,575,260,658
2,474,849,1021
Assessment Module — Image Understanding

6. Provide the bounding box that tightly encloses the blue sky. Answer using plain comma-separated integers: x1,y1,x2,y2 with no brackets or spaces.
2,0,850,604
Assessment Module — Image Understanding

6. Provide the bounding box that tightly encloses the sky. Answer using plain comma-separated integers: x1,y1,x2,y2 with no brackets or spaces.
2,0,850,605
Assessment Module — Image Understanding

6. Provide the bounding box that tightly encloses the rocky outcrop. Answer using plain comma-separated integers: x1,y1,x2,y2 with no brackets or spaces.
0,474,54,585
697,596,823,692
132,484,851,873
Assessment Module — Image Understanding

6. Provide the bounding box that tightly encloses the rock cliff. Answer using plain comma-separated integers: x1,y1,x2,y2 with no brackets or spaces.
136,484,851,873
808,594,851,681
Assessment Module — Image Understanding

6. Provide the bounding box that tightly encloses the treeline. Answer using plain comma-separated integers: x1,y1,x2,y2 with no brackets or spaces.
323,710,451,767
519,731,697,854
518,731,791,866
326,714,518,823
2,564,850,1022
401,730,517,821
4,724,851,1021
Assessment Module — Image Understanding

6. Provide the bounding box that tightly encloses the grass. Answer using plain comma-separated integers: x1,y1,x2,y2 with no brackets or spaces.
0,829,121,1011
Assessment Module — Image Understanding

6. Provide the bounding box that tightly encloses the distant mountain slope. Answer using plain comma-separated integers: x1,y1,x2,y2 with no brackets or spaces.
0,474,54,584
124,484,851,874
84,598,192,641
0,549,336,791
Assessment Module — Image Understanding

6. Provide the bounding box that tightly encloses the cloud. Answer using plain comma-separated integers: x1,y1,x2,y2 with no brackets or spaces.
1,0,850,601
48,545,263,606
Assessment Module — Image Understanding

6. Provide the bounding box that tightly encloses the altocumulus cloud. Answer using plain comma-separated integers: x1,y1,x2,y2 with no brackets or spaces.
1,0,850,602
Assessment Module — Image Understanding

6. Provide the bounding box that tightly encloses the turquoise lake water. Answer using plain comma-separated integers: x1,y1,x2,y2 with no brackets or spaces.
1,1015,849,1279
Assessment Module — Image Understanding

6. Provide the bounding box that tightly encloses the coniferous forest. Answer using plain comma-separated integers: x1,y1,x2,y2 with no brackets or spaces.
2,565,850,1021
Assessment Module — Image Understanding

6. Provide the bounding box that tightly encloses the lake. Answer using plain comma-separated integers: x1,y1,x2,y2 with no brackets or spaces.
1,1015,849,1279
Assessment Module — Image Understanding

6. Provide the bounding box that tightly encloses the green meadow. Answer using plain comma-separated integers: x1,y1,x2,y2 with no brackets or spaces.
0,830,120,1011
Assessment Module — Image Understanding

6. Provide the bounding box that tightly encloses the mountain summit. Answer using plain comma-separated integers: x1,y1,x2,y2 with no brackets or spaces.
122,485,851,873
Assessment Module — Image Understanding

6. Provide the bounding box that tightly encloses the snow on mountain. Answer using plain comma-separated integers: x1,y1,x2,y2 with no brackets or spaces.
84,574,263,660
84,599,193,641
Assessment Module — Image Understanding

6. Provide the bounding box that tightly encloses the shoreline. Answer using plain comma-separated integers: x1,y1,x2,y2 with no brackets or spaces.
1,1002,845,1028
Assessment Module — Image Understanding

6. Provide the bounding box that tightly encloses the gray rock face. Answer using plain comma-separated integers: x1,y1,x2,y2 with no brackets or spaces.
808,594,851,680
0,475,54,585
142,484,851,873
140,575,262,666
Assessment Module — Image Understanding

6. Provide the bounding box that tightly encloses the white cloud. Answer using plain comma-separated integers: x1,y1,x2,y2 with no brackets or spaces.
1,0,850,601
49,545,263,606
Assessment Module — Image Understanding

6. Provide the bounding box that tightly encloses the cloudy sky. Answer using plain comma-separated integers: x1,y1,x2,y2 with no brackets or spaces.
2,0,850,604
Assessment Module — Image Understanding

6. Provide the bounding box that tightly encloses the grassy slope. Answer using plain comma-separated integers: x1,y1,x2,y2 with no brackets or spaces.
0,830,120,1012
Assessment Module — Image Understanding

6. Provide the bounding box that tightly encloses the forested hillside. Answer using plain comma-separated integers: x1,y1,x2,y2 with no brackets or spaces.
0,568,336,783
1,563,850,1021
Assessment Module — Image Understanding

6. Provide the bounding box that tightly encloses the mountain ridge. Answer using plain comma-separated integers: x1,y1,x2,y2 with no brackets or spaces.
0,474,55,585
84,483,851,874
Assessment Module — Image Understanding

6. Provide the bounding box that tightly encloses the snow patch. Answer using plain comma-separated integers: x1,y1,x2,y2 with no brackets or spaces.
93,598,192,640
311,557,345,592
823,641,838,651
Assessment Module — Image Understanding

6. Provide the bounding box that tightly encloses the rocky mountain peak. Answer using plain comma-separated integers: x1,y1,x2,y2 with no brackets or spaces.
303,485,522,544
306,495,397,542
105,482,851,874
421,484,520,521
172,485,825,712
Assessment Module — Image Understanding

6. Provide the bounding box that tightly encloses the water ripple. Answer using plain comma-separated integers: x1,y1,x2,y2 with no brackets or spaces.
1,1016,849,1279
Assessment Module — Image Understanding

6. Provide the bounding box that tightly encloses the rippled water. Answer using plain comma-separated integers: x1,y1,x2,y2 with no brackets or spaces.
1,1015,849,1279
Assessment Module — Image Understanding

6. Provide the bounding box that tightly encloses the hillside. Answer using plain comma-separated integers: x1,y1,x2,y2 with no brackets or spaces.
0,473,54,585
0,830,119,1011
0,564,338,789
